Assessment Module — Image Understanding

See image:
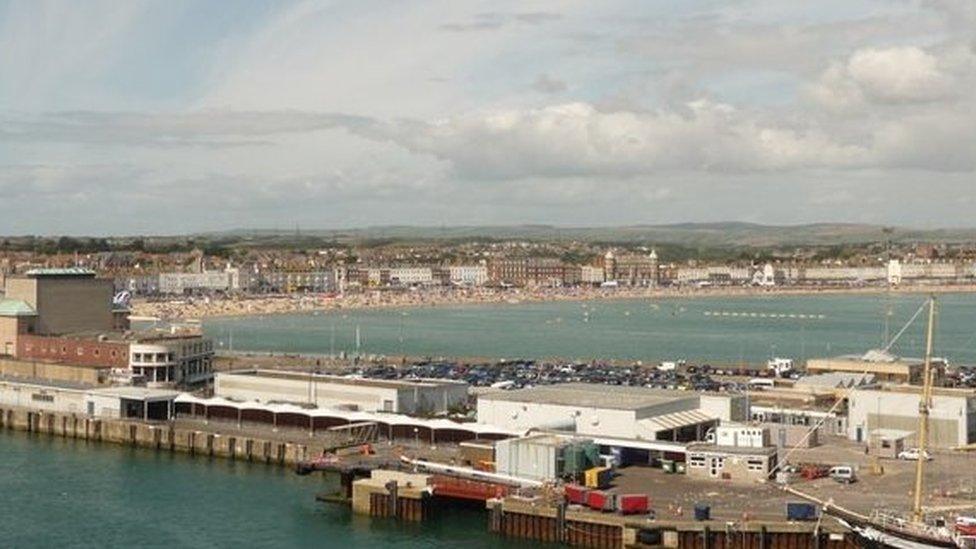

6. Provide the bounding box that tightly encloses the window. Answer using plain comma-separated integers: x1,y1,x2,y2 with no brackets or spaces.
31,393,54,402
689,456,706,468
76,347,84,356
747,459,765,472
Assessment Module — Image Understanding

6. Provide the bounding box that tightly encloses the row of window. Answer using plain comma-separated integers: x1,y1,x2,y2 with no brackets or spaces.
132,352,175,363
687,455,766,472
23,344,120,359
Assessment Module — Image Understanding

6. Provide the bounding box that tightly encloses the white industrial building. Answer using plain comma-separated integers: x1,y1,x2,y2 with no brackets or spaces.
214,369,469,415
477,383,747,443
0,378,179,420
847,385,976,447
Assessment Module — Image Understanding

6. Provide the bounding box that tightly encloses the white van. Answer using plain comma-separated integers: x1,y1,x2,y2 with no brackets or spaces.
658,360,685,372
747,378,775,390
829,465,857,484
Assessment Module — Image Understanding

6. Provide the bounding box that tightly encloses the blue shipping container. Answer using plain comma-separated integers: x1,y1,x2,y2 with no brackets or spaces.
786,503,818,521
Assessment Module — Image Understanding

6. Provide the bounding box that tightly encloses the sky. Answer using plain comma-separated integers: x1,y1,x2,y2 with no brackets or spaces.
0,0,974,235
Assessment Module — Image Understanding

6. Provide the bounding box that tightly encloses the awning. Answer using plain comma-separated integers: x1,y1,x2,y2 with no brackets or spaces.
173,393,522,436
639,410,715,434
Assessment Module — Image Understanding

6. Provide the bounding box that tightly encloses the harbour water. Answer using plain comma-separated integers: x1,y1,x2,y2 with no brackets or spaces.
204,293,976,364
0,430,525,548
10,293,976,548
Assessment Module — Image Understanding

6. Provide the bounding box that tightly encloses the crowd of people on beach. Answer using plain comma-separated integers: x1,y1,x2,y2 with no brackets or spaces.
129,283,972,321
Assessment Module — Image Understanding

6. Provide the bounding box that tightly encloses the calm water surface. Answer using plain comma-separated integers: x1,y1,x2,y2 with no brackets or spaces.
13,293,976,548
204,293,976,364
0,430,526,548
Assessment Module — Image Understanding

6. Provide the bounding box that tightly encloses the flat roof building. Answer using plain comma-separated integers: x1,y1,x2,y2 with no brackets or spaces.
214,369,469,415
1,268,128,359
807,350,945,385
848,384,976,447
476,383,747,442
0,377,178,420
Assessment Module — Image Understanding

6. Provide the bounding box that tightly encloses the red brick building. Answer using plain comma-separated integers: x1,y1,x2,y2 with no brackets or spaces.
17,334,129,369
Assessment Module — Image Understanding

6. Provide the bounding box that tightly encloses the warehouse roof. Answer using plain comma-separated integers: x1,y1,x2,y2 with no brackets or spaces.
639,409,715,433
478,383,694,411
23,267,97,278
795,372,877,389
89,386,180,401
223,369,468,391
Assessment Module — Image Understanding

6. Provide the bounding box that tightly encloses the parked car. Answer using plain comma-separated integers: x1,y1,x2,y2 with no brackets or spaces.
829,465,857,484
897,448,932,461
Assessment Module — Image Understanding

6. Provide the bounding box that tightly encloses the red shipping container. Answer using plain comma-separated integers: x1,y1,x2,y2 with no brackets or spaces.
564,484,589,505
586,490,615,512
617,494,651,515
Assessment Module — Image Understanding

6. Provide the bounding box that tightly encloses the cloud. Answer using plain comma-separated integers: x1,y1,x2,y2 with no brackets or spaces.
362,100,876,178
439,11,561,32
2,0,975,235
532,74,568,94
0,110,372,147
810,46,960,107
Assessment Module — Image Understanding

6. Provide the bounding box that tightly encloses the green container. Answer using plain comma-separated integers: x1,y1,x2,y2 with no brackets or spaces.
563,445,586,475
583,443,600,469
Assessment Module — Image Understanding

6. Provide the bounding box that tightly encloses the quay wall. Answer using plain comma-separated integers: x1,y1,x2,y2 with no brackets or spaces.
487,498,859,549
0,405,310,466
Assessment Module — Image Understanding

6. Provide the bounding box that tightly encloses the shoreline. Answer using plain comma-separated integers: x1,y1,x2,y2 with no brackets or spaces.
132,284,976,322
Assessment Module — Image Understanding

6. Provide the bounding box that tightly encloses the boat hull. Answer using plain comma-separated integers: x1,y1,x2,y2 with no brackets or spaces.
839,519,958,548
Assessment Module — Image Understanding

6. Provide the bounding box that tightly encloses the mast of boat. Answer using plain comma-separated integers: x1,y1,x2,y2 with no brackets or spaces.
911,296,936,524
330,322,336,357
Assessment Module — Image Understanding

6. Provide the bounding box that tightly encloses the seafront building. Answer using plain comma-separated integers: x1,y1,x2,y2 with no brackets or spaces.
158,271,234,295
0,268,213,388
449,265,488,286
603,250,659,286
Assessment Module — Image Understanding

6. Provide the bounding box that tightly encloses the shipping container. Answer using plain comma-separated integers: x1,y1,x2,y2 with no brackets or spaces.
563,445,588,475
495,435,597,481
617,494,651,515
564,484,589,505
583,443,601,468
586,490,615,512
786,502,818,521
584,466,612,489
495,436,560,481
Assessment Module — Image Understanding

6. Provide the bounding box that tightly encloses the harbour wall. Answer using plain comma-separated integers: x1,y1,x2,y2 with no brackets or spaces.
0,405,311,466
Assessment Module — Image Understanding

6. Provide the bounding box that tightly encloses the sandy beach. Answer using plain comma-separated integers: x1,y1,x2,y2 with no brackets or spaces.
130,283,976,321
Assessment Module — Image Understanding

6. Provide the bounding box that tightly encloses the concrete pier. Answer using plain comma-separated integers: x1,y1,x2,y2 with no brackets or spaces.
0,405,310,466
351,470,432,521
